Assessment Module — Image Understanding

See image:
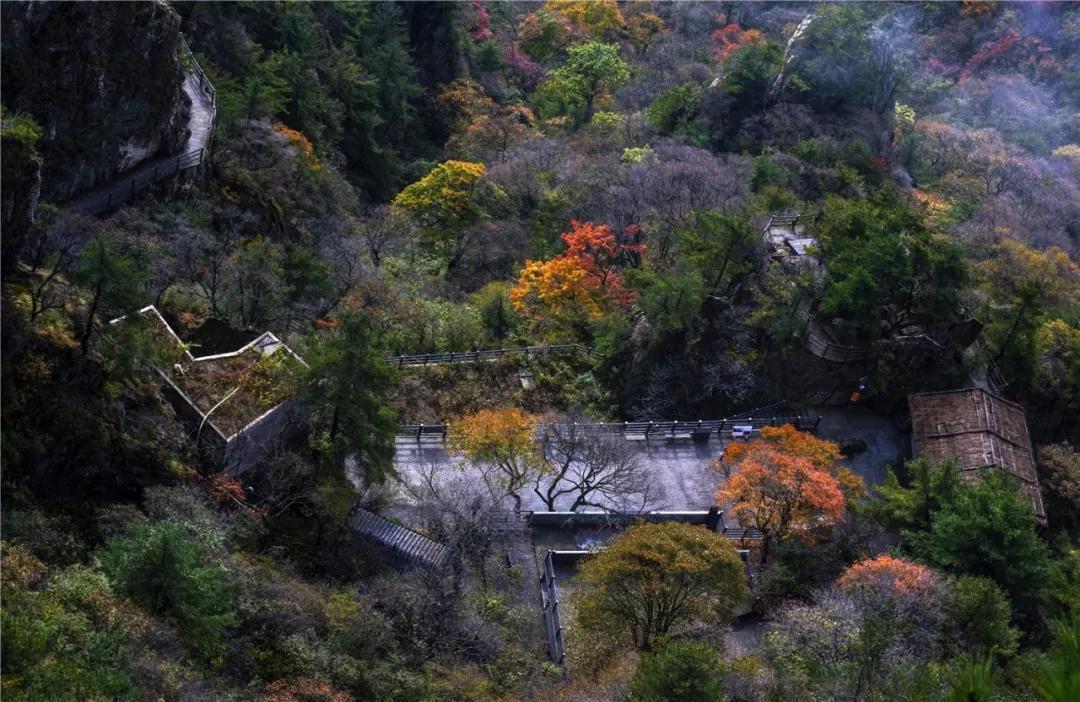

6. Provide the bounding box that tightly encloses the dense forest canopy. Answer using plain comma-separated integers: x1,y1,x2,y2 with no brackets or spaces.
1,1,1078,700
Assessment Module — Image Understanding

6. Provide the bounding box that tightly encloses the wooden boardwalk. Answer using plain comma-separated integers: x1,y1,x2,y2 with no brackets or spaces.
66,36,216,215
804,321,872,362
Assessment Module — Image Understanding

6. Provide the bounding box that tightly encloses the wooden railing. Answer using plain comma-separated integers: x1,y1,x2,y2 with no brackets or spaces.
397,413,821,442
386,344,601,368
541,550,577,663
764,210,820,231
181,34,216,113
804,323,872,363
73,149,208,215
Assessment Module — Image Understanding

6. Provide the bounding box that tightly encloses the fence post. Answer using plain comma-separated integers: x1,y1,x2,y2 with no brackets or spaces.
417,424,423,443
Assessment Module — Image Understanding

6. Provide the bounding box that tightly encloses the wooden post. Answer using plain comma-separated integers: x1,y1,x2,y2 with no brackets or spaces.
417,424,423,442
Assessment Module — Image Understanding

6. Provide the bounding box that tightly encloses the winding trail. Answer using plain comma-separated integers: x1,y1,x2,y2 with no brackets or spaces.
67,38,215,215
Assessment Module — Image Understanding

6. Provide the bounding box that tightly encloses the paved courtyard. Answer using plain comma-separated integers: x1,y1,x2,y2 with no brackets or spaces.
390,407,908,513
392,435,726,512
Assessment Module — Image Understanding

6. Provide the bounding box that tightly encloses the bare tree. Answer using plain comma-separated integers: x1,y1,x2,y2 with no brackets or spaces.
25,210,96,320
399,461,513,589
352,204,413,268
535,417,663,512
175,226,236,319
250,449,317,519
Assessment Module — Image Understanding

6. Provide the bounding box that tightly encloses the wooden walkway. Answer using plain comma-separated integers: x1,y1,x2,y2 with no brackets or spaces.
350,507,450,569
804,320,872,363
66,36,216,215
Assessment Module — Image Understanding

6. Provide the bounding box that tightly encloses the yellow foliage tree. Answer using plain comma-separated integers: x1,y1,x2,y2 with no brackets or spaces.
450,408,547,509
392,160,489,232
573,522,750,651
545,0,624,40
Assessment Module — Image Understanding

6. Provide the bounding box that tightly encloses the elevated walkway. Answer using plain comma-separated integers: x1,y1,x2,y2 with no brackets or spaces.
66,36,216,215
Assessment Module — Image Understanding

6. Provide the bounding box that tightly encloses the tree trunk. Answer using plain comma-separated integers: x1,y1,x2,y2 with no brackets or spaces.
991,298,1031,368
80,283,102,355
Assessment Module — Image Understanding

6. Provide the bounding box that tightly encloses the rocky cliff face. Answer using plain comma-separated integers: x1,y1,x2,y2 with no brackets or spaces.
0,124,42,273
1,0,191,204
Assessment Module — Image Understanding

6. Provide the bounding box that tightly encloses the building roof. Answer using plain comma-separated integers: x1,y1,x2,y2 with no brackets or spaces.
908,388,1045,526
109,305,306,439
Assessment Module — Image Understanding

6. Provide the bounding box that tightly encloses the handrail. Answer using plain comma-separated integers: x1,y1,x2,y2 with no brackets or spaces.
396,414,821,440
804,323,872,363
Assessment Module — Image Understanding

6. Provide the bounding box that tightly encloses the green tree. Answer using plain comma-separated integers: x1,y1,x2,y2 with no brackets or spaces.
574,522,749,651
872,459,1051,627
72,236,147,355
1029,614,1080,702
2,547,138,701
96,522,235,662
943,576,1020,659
908,471,1052,626
786,3,891,113
628,638,727,702
679,210,760,297
815,195,967,343
539,41,630,123
1039,442,1080,536
722,41,784,113
944,657,1001,702
868,457,963,535
647,83,705,143
628,266,705,339
239,51,290,123
304,311,397,485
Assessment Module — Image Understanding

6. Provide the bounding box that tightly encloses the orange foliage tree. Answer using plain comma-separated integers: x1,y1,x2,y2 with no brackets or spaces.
838,554,942,600
450,407,547,509
716,425,857,560
722,424,866,505
712,23,764,62
510,220,644,334
272,122,322,183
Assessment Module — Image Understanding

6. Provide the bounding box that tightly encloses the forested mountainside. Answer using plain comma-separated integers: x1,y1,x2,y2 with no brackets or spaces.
1,2,1078,700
